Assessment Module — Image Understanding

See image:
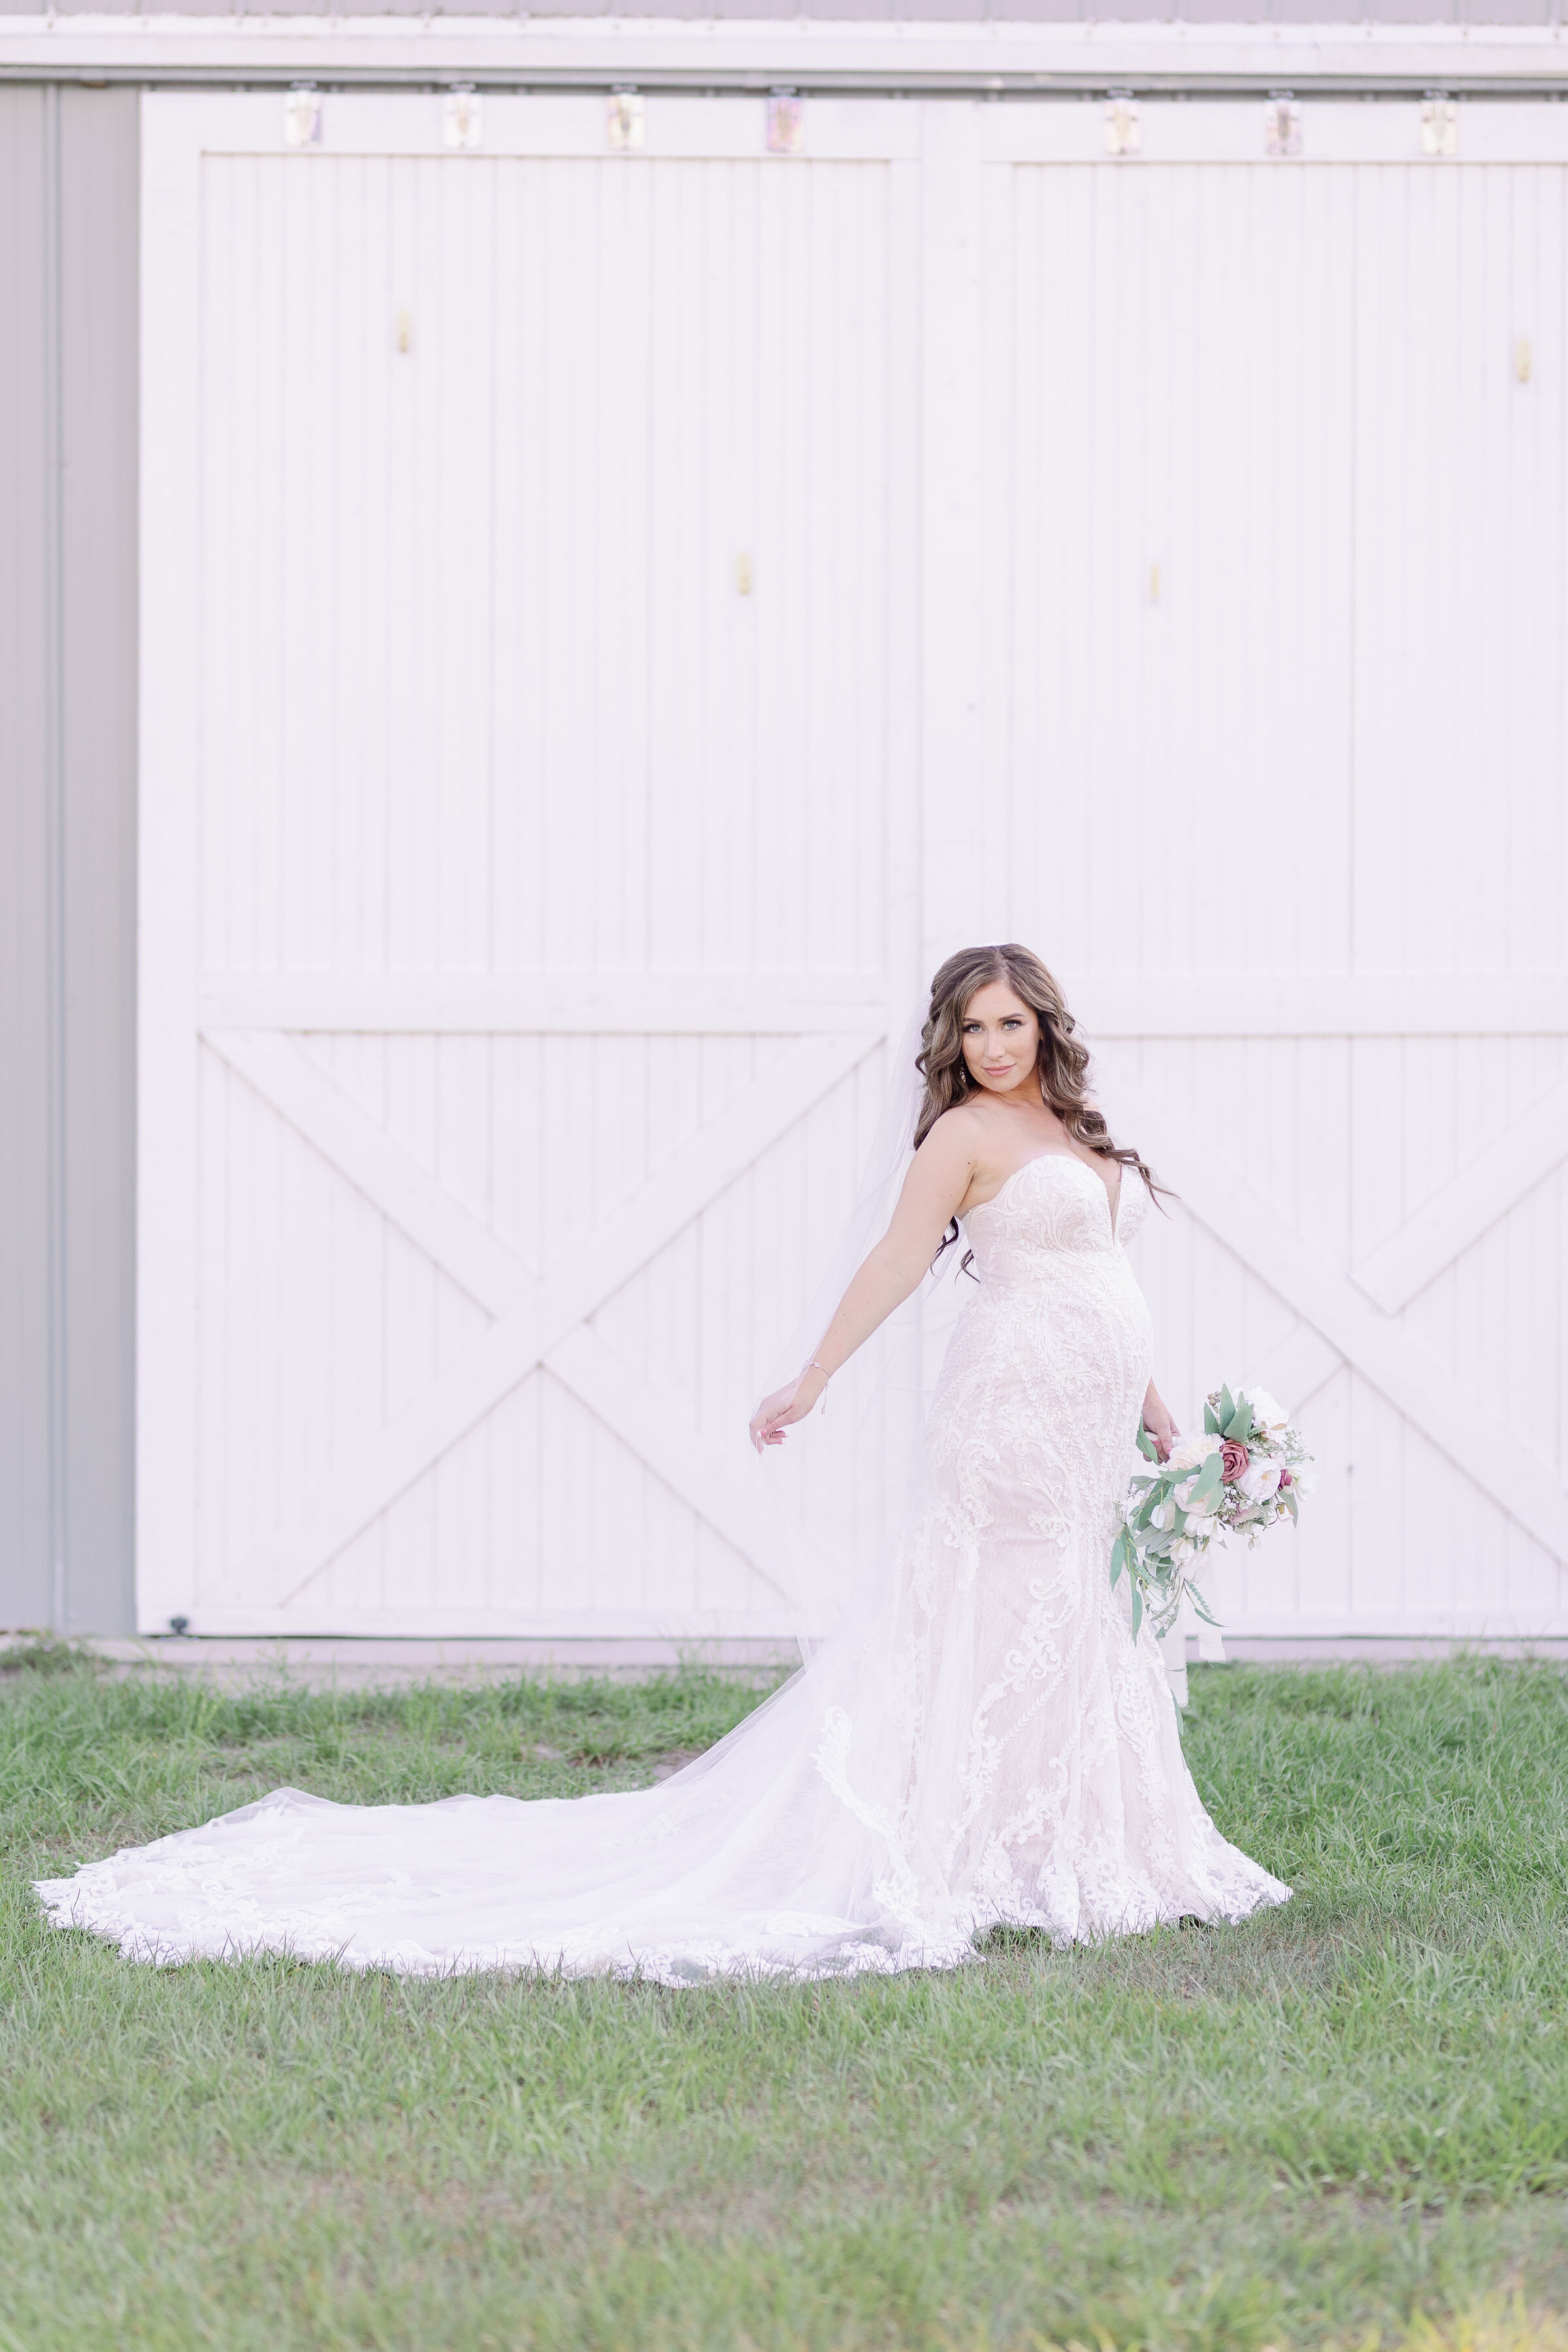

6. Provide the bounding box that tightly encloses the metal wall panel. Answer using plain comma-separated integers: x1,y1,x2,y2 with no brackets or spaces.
58,90,139,1635
0,88,137,1635
0,86,54,1630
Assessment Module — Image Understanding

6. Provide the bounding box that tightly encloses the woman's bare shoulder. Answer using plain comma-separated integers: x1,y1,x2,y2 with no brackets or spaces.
920,1100,989,1158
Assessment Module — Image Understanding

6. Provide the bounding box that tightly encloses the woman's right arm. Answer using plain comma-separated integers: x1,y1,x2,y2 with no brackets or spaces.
748,1116,976,1451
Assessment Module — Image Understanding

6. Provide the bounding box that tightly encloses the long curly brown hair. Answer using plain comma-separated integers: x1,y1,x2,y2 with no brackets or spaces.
915,943,1164,1269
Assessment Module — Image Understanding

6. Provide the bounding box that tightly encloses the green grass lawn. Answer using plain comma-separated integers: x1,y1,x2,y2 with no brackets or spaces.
3,1650,1568,2352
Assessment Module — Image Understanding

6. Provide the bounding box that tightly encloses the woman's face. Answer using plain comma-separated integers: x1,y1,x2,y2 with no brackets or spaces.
960,980,1041,1099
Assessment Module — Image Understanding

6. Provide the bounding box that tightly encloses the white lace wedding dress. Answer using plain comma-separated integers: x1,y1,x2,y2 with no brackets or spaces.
37,1152,1288,1980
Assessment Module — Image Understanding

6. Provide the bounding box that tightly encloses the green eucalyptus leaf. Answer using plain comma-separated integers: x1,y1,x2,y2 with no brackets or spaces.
1203,1400,1221,1435
1191,1456,1224,1506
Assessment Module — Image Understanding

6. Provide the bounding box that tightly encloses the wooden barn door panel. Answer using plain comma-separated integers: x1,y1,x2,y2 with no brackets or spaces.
142,96,1568,1641
139,95,919,1635
974,118,1568,1637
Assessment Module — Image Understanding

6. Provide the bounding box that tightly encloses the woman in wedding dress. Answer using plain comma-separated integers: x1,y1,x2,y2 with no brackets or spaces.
37,944,1288,1980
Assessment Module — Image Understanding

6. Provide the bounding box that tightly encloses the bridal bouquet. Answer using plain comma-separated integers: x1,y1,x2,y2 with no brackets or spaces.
1110,1383,1315,1639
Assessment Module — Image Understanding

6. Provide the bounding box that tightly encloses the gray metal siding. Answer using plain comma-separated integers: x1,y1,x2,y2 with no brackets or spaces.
0,87,137,1635
0,86,54,1631
58,90,138,1637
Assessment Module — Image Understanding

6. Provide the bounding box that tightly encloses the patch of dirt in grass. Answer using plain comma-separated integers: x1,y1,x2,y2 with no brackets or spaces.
0,1633,99,1676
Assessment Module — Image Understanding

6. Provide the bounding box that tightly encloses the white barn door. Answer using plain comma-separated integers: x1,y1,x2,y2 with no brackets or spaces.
139,94,919,1637
141,92,1568,1642
973,103,1568,1639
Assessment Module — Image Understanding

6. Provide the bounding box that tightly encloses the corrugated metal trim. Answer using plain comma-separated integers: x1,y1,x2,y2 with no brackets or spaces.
8,18,1568,95
11,74,1568,97
0,0,1562,24
15,74,1568,93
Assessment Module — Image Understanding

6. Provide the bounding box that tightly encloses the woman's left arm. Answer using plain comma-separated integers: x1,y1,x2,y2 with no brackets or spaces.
747,1115,975,1452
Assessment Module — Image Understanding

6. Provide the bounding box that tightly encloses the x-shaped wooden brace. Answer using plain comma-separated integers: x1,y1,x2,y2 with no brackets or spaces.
208,1026,1568,1604
207,1027,880,1609
1097,1053,1568,1565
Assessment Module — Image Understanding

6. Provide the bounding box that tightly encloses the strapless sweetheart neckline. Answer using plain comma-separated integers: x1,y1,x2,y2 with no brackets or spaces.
969,1148,1122,1235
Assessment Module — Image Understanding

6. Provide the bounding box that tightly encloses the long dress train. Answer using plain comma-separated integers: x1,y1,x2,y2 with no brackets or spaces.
36,1153,1290,1981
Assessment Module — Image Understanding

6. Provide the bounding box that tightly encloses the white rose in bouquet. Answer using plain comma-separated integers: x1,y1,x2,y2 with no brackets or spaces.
1245,1387,1289,1438
1239,1457,1282,1504
1167,1433,1221,1474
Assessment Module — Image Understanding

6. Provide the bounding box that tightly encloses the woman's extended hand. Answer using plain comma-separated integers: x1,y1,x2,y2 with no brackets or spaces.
749,1367,827,1452
1141,1384,1178,1463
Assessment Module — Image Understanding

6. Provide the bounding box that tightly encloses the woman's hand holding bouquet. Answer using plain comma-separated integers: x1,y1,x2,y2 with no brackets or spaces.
1111,1383,1315,1640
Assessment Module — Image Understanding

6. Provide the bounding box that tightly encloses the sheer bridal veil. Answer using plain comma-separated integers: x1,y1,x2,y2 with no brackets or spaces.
748,1001,966,1656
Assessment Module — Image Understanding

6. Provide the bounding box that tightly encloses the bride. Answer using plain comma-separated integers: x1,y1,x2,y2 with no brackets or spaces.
37,943,1289,1980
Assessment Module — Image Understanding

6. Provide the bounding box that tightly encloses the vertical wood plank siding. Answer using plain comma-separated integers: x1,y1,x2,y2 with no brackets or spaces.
184,143,900,1631
0,90,137,1634
980,153,1567,1635
132,99,1568,1639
